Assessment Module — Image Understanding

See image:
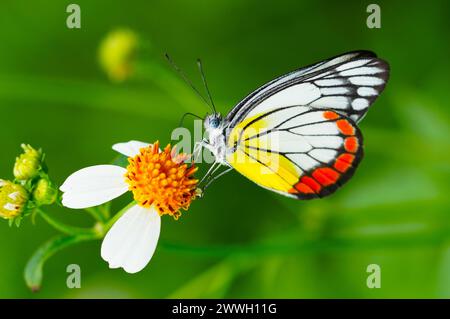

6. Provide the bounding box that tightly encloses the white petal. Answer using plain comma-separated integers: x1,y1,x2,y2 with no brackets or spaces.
60,165,128,209
3,203,17,211
101,205,161,273
112,141,151,157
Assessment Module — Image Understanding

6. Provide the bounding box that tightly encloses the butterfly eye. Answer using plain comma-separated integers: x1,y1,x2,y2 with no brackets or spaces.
210,118,220,128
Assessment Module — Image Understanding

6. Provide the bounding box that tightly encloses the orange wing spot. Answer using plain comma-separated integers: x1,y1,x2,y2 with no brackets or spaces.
334,153,355,173
301,176,322,193
338,153,355,164
294,182,315,194
312,167,340,186
344,137,358,153
336,119,355,135
323,111,339,120
288,187,299,194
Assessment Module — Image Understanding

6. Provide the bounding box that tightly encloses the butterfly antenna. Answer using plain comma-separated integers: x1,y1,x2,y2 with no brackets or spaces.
179,112,203,127
164,53,211,107
197,58,217,113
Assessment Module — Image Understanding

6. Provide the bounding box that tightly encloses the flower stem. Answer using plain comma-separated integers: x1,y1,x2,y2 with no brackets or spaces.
85,207,108,223
98,202,111,220
37,208,97,236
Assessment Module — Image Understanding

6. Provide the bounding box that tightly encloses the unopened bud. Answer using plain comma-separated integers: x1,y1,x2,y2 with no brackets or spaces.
33,178,57,206
13,144,42,180
0,180,29,220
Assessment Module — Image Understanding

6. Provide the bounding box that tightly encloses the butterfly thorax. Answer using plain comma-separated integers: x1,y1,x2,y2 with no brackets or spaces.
204,113,229,164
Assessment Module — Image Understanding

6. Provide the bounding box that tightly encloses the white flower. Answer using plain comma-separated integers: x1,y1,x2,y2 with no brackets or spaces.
61,140,157,273
60,140,198,273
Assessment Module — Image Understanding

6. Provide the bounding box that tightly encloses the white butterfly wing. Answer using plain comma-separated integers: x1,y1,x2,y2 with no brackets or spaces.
225,107,363,199
226,51,389,126
222,51,389,199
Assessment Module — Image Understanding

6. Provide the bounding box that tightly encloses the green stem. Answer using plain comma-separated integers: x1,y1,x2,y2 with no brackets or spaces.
85,207,108,223
98,202,111,220
37,209,96,236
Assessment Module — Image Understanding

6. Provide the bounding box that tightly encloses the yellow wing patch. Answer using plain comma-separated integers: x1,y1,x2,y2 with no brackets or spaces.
226,110,301,194
225,108,364,199
226,113,269,149
226,148,299,193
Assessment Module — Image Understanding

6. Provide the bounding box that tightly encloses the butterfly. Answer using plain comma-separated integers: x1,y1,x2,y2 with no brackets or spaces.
193,51,390,199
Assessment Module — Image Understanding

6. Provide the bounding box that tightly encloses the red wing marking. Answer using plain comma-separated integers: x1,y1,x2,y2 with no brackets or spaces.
300,176,322,193
334,153,355,173
344,137,359,153
336,119,355,135
296,183,315,194
323,110,340,120
287,110,363,199
312,167,340,186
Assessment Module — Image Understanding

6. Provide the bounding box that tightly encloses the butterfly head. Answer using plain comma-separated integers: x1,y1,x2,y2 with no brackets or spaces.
204,113,223,131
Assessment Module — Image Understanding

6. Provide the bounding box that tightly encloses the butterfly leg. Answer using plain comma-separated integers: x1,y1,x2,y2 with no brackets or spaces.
199,161,221,184
193,141,203,162
202,166,233,191
193,139,211,163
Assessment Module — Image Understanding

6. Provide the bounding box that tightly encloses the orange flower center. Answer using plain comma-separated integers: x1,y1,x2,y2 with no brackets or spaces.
125,142,198,219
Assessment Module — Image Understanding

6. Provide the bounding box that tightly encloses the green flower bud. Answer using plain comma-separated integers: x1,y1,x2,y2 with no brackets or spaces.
98,28,139,82
0,179,29,220
13,144,42,180
33,178,57,206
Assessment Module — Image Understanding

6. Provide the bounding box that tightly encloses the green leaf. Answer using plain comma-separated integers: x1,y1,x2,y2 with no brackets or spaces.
24,234,97,292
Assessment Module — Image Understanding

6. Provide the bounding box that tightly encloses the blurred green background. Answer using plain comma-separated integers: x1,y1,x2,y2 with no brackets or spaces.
0,0,449,298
